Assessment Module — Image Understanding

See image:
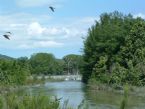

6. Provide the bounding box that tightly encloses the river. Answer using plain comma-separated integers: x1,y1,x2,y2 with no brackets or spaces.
22,81,145,109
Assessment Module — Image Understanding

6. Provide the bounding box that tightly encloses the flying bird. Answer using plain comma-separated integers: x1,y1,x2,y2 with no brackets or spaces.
2,32,12,40
49,6,55,12
3,34,10,40
6,32,12,34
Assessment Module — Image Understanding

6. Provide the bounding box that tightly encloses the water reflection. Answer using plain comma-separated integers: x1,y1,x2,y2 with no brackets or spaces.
20,81,145,109
45,81,85,108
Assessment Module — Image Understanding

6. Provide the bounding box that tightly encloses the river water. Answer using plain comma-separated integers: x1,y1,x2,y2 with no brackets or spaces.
22,81,145,109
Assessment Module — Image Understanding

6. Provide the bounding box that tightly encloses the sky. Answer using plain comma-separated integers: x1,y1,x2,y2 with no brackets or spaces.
0,0,145,59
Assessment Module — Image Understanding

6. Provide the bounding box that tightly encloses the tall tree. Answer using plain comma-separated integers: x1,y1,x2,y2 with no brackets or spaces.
30,53,56,75
82,11,145,85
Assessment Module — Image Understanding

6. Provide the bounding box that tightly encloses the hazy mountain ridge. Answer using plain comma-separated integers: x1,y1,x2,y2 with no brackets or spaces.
0,54,14,60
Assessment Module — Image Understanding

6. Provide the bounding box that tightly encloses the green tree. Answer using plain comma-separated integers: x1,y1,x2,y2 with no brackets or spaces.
82,11,145,86
63,54,83,75
0,58,29,85
83,11,133,83
29,53,64,75
30,53,56,75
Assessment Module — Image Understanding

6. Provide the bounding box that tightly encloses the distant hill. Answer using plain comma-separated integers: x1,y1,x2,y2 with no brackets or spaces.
0,54,14,60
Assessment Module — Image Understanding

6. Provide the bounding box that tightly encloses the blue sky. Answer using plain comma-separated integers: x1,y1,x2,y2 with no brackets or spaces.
0,0,145,59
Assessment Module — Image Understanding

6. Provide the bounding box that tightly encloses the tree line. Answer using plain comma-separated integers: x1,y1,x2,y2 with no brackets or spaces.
1,11,145,87
0,53,83,85
82,11,145,86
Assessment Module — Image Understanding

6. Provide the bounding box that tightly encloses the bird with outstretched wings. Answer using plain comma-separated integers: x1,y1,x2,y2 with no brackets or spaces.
6,32,12,34
49,6,55,12
3,34,10,40
2,32,12,40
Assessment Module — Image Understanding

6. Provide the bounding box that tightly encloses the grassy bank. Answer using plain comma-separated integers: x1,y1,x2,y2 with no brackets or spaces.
0,89,129,109
87,78,145,109
0,93,89,109
87,78,145,95
0,93,60,109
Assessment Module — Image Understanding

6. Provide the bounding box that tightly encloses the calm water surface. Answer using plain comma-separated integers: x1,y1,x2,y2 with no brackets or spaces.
23,81,145,109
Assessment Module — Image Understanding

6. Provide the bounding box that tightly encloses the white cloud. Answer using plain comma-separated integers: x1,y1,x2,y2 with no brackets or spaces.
0,13,51,32
18,41,63,49
0,12,96,50
134,13,145,19
44,27,66,36
27,22,86,39
28,22,46,35
27,22,67,37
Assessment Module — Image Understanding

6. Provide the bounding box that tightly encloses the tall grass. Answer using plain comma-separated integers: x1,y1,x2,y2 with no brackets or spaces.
0,94,59,109
0,93,89,109
120,85,129,109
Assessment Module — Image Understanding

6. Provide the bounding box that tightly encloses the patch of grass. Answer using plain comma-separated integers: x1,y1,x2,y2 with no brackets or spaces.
120,85,129,109
0,93,89,109
0,93,60,109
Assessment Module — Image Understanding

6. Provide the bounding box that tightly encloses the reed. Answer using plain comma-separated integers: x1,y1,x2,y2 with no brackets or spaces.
0,93,88,109
120,85,129,109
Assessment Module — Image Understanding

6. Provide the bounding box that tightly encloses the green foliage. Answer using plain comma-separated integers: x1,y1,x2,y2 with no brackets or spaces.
0,53,83,85
0,93,89,109
0,94,59,109
0,96,3,109
92,56,108,83
0,57,30,85
29,53,65,75
30,53,55,75
82,11,132,83
109,63,127,85
63,54,84,75
82,11,145,86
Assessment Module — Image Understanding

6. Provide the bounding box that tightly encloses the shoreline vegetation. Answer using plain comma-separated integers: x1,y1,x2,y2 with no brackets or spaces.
0,83,130,109
0,93,73,109
0,86,128,109
88,78,145,98
0,76,143,109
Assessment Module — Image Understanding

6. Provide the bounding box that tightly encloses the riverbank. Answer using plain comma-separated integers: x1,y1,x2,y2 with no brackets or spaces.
87,79,145,98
